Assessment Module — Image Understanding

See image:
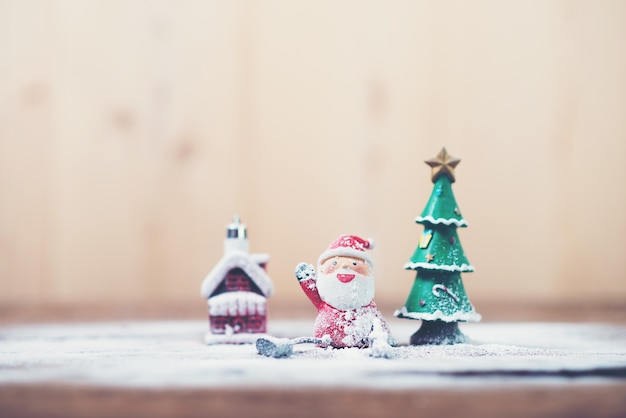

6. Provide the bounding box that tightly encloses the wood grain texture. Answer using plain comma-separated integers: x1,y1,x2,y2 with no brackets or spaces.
1,384,626,418
0,1,625,307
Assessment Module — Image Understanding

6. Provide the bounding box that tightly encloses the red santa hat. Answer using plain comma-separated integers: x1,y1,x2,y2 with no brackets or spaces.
318,235,375,267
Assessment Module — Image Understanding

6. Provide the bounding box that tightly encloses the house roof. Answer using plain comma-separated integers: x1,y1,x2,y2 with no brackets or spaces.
200,250,274,299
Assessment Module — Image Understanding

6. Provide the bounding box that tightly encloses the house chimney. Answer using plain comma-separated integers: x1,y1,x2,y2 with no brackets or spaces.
224,215,249,254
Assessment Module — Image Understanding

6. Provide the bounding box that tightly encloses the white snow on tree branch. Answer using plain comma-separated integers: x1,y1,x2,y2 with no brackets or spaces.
404,261,475,272
394,307,482,322
415,216,468,227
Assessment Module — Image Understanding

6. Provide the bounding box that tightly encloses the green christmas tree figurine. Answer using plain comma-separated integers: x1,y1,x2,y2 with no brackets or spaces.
394,148,481,345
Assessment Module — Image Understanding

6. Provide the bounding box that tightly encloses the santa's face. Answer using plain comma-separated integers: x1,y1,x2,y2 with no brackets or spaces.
316,256,374,311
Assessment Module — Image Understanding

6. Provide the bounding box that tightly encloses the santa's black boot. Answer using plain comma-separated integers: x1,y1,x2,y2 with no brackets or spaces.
409,320,466,345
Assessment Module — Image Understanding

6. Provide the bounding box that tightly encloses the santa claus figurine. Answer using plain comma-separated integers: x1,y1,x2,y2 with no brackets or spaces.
295,235,395,350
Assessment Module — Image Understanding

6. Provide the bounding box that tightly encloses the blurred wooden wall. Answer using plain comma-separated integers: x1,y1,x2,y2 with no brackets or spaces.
1,0,625,310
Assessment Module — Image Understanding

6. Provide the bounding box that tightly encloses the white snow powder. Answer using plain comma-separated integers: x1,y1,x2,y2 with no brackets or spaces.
0,320,624,389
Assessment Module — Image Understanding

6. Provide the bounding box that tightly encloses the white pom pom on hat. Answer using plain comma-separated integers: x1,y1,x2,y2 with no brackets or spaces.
318,234,376,267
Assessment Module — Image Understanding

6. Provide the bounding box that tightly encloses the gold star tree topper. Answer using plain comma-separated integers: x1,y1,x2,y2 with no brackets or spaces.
425,147,461,183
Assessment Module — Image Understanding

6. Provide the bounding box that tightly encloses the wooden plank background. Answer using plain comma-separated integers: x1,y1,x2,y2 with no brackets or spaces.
0,0,625,310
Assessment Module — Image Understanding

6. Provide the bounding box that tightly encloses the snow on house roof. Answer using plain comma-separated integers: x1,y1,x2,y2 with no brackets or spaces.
200,250,274,299
250,253,269,264
208,291,267,316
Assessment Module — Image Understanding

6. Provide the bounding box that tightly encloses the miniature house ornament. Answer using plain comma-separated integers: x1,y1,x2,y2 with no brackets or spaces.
200,216,273,344
295,235,395,351
394,148,481,345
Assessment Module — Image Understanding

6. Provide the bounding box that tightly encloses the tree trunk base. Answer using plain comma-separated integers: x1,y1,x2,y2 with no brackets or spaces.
409,320,466,345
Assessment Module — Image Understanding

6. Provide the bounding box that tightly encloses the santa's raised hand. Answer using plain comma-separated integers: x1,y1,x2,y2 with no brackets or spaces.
295,262,315,282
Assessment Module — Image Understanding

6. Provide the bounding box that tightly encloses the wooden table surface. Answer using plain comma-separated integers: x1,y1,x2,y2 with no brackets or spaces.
1,301,625,418
2,384,626,418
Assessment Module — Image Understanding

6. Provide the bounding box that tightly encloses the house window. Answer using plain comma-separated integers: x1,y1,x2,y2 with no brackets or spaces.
225,269,252,291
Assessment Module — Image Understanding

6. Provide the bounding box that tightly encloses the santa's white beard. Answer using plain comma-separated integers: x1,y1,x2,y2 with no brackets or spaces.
316,268,375,311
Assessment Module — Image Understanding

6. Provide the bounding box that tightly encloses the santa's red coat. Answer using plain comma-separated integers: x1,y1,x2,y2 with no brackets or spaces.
299,278,392,348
